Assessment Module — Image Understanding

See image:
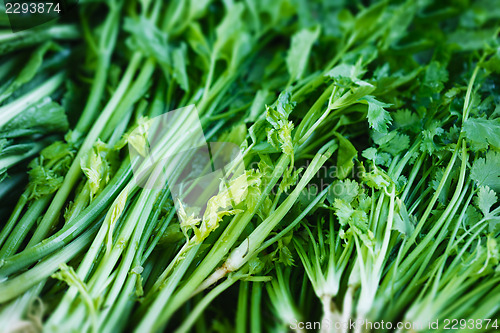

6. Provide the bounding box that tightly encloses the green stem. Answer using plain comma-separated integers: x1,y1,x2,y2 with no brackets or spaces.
0,72,65,128
0,221,100,303
26,53,142,247
0,195,51,258
0,160,133,278
174,272,244,333
0,191,27,248
74,1,122,136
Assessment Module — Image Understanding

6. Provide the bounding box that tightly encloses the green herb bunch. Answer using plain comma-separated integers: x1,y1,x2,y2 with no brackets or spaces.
0,0,498,332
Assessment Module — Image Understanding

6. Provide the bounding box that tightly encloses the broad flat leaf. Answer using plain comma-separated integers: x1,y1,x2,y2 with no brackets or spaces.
286,26,320,81
464,117,500,150
334,132,357,179
392,198,415,235
245,90,270,123
172,44,189,92
351,1,386,43
482,49,500,74
471,151,500,192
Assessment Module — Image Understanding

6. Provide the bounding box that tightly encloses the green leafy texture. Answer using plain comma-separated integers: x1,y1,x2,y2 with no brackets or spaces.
362,147,391,167
361,164,392,189
421,61,449,95
80,140,114,199
464,205,483,229
482,48,500,74
362,96,392,133
325,62,366,85
432,167,457,205
172,43,190,92
266,91,296,161
0,42,58,104
349,1,387,44
333,198,368,228
392,198,415,236
278,167,303,194
267,90,296,128
286,26,320,82
52,264,98,333
392,109,420,131
213,3,252,69
372,130,410,156
475,186,498,220
334,132,357,179
124,17,170,72
270,235,295,266
186,171,262,243
26,141,75,200
471,151,500,192
0,99,68,138
330,81,376,110
327,179,360,205
464,117,500,150
420,122,444,155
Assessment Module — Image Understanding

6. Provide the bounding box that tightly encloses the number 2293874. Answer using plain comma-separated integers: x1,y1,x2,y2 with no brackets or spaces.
5,2,61,14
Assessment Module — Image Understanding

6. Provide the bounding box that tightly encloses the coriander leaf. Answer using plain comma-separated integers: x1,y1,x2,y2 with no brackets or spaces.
420,122,444,155
266,91,296,159
362,147,391,167
476,186,497,218
373,130,409,156
471,151,500,192
362,96,392,133
464,205,483,229
327,179,359,204
464,117,500,150
266,90,295,129
333,198,355,226
393,198,415,236
393,109,420,130
422,61,448,95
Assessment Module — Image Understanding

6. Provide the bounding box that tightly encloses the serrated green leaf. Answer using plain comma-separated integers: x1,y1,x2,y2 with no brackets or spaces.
464,117,500,150
476,186,498,217
362,96,392,133
471,151,500,192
